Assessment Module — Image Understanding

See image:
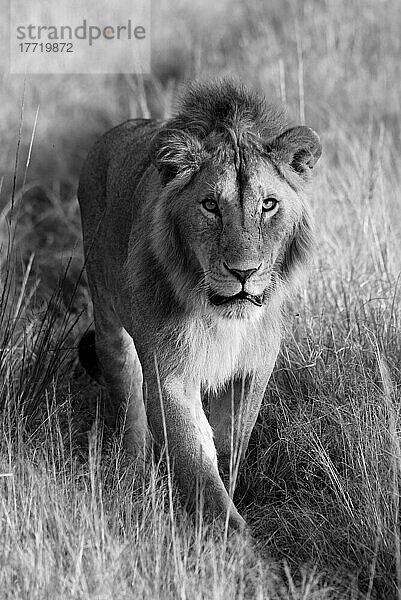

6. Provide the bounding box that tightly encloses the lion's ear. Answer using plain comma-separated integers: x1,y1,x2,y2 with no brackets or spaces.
269,126,321,175
151,128,208,186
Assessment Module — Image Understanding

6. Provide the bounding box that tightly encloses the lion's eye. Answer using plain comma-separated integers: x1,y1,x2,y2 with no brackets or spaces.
202,198,219,214
262,197,278,212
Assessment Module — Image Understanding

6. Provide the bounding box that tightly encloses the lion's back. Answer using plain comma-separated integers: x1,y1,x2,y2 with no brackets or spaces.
78,118,159,217
78,118,161,286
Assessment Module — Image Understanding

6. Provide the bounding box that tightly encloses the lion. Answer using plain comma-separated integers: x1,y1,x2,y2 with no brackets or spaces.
77,79,321,531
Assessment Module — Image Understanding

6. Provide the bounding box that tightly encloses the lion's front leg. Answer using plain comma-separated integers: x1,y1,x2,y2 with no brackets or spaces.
93,303,149,460
208,369,273,495
142,368,246,531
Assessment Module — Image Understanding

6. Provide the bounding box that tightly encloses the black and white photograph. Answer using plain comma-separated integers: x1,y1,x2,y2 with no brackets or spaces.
1,1,400,598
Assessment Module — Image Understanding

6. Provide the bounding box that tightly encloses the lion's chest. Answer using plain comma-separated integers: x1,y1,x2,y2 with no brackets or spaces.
180,318,252,392
207,324,246,387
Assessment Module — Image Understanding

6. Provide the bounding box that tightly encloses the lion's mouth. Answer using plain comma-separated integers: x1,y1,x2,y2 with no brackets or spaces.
209,290,264,307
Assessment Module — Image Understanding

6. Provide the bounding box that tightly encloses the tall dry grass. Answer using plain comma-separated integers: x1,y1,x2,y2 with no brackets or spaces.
1,0,401,597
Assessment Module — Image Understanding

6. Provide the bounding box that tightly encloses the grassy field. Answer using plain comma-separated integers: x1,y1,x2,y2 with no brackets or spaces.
1,0,401,597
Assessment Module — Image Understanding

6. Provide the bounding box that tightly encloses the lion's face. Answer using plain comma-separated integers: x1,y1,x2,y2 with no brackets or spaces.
152,106,320,321
169,151,309,320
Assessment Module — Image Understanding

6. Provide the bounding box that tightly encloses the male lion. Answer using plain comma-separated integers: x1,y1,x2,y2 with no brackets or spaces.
77,79,321,531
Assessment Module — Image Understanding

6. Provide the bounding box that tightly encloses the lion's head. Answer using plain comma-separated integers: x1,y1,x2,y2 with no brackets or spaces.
150,79,321,320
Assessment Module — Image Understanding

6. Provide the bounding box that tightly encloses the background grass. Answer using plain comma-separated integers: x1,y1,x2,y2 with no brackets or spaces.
1,0,401,597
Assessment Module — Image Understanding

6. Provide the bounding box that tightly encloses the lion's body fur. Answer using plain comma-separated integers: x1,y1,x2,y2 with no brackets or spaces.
78,78,321,529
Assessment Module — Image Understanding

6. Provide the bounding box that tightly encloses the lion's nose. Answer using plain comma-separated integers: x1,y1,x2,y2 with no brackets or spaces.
223,262,261,284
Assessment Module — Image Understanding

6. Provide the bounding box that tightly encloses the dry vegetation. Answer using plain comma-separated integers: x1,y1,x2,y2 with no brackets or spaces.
1,0,401,597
